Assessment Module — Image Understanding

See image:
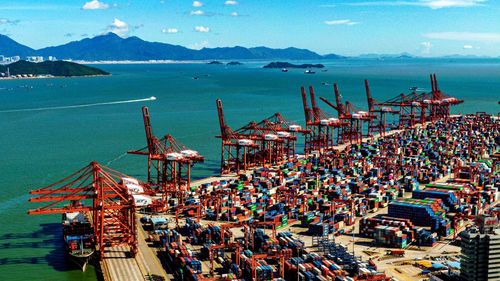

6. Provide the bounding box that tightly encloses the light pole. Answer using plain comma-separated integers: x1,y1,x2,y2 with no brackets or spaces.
297,234,303,281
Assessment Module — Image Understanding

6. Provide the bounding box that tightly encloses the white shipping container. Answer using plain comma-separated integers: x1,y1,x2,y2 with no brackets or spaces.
122,177,139,185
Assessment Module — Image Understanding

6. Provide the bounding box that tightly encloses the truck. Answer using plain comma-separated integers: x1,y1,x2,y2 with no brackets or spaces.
387,249,405,256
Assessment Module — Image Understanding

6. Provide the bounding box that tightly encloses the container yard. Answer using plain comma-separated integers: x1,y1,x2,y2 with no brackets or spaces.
26,75,499,281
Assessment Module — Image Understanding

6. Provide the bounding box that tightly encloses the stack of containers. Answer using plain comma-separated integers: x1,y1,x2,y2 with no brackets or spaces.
253,228,278,252
157,229,181,248
201,224,222,244
374,226,407,248
412,188,459,209
308,222,329,236
280,215,288,228
179,257,202,273
277,232,304,256
415,228,438,246
359,215,415,242
230,263,241,277
302,212,316,226
255,261,273,281
296,253,349,281
388,198,451,235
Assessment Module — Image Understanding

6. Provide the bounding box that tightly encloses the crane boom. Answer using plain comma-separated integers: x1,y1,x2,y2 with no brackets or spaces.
365,79,374,112
333,83,345,116
301,86,311,124
216,98,228,139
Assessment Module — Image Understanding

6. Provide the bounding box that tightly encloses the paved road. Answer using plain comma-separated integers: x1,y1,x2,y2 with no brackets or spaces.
104,246,144,281
136,218,170,281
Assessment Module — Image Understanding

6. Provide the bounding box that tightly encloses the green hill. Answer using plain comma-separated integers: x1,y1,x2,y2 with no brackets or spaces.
263,61,325,69
0,60,109,77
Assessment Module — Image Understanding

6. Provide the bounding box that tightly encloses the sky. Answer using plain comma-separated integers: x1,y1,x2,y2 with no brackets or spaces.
0,0,499,56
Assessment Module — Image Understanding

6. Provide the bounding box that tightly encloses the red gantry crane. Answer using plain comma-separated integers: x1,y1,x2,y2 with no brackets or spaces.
247,251,285,280
256,112,310,159
235,120,285,167
364,80,398,137
129,106,204,207
235,112,310,167
427,73,464,121
375,89,423,129
377,74,463,128
301,85,345,153
216,99,260,175
320,83,373,144
28,162,138,260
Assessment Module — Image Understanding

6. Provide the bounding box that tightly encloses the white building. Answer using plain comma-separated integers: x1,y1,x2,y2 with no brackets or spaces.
27,56,44,63
0,55,21,65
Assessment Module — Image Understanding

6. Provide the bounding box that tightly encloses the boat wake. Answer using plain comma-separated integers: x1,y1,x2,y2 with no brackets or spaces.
0,194,31,214
105,152,129,166
0,96,157,113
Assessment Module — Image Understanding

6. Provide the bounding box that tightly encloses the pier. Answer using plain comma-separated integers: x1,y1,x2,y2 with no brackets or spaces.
99,217,170,281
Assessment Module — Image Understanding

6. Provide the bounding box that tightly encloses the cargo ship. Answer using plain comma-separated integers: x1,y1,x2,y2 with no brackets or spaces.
62,211,95,271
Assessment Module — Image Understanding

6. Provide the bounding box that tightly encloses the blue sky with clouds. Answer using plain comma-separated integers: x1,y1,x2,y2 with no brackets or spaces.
0,0,499,56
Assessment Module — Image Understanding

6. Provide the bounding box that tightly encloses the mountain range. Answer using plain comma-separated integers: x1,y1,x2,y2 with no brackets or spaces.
0,33,344,61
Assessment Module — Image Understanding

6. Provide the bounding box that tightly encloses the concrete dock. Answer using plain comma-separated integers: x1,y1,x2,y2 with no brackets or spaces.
101,246,143,281
101,216,170,281
136,216,171,281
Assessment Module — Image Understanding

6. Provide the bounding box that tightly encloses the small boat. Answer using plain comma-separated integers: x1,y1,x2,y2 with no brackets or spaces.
281,68,288,72
62,211,95,271
304,69,315,74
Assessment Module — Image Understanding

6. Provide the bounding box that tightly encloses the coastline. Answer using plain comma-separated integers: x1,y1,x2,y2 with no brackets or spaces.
75,60,208,65
0,74,110,80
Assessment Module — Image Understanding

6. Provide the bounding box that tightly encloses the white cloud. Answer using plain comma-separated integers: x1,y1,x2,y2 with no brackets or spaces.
423,32,500,42
324,19,359,25
463,44,473,49
421,0,486,9
0,18,19,25
162,28,179,34
82,0,109,10
193,1,203,7
194,26,210,32
189,40,210,50
225,0,238,5
345,0,487,9
419,41,433,54
190,10,204,15
230,11,238,16
108,18,129,37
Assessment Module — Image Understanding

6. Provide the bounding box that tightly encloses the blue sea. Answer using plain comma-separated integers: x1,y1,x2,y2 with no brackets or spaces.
0,58,499,280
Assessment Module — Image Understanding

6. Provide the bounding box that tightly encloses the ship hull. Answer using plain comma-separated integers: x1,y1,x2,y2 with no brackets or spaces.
66,250,95,272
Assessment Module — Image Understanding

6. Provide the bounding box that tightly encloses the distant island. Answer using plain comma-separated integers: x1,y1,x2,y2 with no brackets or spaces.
263,62,325,69
207,61,243,65
0,60,109,79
